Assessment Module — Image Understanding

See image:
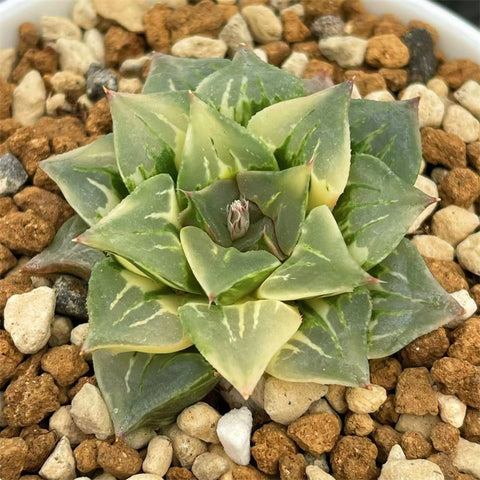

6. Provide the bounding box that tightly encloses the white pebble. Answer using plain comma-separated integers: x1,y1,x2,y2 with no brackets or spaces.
92,0,148,33
177,402,221,443
306,466,336,480
454,80,480,119
447,290,476,328
219,13,253,55
171,36,227,59
49,406,88,445
427,77,449,97
73,0,99,29
70,323,89,348
166,424,207,469
395,414,442,439
436,391,466,428
454,437,480,477
408,175,439,233
120,55,151,75
431,205,480,246
326,385,348,414
77,94,94,110
379,444,443,480
119,78,142,94
319,36,368,69
56,38,97,75
51,71,86,94
127,475,163,480
94,474,116,480
412,235,454,261
142,435,173,477
242,5,283,44
84,29,105,64
351,84,362,99
4,286,55,354
49,316,74,347
0,48,15,81
264,377,327,425
345,384,387,414
456,232,480,275
12,70,46,126
400,84,445,128
431,167,449,185
155,0,187,7
364,90,395,102
39,437,76,480
71,383,114,440
40,16,82,42
281,52,309,77
253,48,268,62
46,93,72,116
124,427,156,450
192,452,230,480
0,391,7,427
217,407,252,466
443,104,480,143
308,398,338,417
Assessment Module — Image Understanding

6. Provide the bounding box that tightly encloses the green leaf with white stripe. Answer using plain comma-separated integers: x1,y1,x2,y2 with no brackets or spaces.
179,179,240,247
93,349,218,435
368,239,464,358
177,94,278,192
258,206,370,301
237,165,310,256
349,98,422,184
22,215,105,280
77,174,201,294
109,91,190,190
179,300,301,398
334,154,434,270
85,258,197,353
40,135,127,226
181,226,280,304
267,288,371,387
143,54,230,94
248,82,351,209
195,48,305,126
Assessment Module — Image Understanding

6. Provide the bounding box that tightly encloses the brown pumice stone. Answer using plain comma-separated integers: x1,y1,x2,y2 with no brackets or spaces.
423,258,469,293
400,328,450,367
395,367,438,416
371,425,402,463
40,345,90,387
400,431,433,459
439,167,480,208
369,357,402,390
421,127,467,169
449,317,480,365
430,422,460,454
97,440,143,479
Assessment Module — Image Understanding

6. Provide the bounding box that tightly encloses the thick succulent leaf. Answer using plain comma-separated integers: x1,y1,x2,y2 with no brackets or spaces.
40,135,127,226
334,154,434,270
237,165,310,256
93,349,218,435
368,239,464,358
177,95,278,192
179,300,301,398
85,258,196,353
77,174,201,294
179,179,240,247
142,53,230,94
267,288,371,387
21,215,104,280
195,48,305,126
180,226,280,305
349,98,422,184
258,205,370,301
109,91,190,190
248,82,352,209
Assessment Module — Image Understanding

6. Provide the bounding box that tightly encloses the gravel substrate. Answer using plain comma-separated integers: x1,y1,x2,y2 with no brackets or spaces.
1,0,480,479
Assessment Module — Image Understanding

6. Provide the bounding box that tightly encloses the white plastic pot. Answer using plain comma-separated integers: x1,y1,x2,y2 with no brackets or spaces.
0,0,479,61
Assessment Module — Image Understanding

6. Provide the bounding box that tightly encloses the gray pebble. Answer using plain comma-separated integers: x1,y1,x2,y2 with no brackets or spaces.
54,275,88,321
402,28,437,84
86,63,118,101
0,153,28,196
311,15,344,39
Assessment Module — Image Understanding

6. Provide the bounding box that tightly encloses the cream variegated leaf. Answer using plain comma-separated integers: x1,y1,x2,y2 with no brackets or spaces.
85,258,196,353
267,288,371,386
40,135,127,226
109,91,190,190
179,300,301,398
77,174,201,294
258,205,370,301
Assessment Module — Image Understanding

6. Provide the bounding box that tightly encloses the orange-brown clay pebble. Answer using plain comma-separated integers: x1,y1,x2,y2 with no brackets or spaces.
421,127,467,169
400,328,450,368
143,4,171,53
282,11,311,43
0,330,24,388
166,467,196,480
400,431,433,459
278,453,306,480
40,345,90,387
449,318,480,365
232,465,269,480
438,59,480,89
104,26,146,68
439,168,480,208
260,41,291,66
395,367,438,416
343,70,387,96
366,34,410,68
0,437,28,480
372,394,399,426
369,357,402,391
97,440,143,479
20,425,56,472
423,258,469,293
331,436,379,480
74,439,101,473
372,425,402,463
427,452,461,480
430,423,460,454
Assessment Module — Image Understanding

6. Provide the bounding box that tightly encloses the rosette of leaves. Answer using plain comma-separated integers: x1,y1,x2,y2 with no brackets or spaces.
39,49,462,435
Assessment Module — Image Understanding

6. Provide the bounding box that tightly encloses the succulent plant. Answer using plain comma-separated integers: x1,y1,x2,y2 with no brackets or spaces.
37,49,462,435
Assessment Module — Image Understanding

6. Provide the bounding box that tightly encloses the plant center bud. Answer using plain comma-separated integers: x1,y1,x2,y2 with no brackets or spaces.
227,199,250,241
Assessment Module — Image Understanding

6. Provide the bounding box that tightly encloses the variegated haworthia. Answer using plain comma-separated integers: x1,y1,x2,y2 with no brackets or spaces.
40,49,461,435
